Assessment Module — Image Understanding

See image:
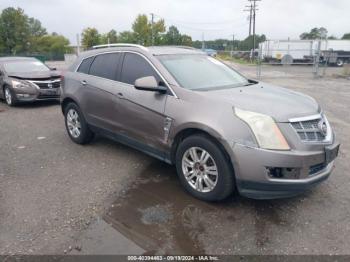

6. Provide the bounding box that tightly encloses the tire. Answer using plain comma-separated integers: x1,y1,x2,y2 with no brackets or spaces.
336,59,344,67
175,134,235,201
3,86,17,106
64,102,94,144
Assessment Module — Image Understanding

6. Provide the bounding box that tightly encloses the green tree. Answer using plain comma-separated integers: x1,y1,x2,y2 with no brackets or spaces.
101,29,118,44
132,14,165,45
28,17,47,37
81,27,101,49
35,34,71,53
132,14,150,45
181,34,192,46
0,7,30,54
152,18,166,45
118,31,136,43
300,27,328,40
342,33,350,40
163,26,182,45
327,36,337,40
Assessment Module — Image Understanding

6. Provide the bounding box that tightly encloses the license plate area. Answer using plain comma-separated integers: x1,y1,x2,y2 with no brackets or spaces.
325,144,340,164
41,89,58,95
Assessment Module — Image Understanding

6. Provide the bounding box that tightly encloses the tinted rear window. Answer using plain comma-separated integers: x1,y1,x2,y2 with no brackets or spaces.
120,53,160,85
77,57,94,74
89,53,122,80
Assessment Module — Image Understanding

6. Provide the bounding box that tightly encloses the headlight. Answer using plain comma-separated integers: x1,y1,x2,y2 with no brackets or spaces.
235,107,290,150
11,80,32,89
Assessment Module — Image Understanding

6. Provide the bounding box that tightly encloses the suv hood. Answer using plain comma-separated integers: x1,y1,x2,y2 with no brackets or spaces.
8,71,61,81
206,82,320,122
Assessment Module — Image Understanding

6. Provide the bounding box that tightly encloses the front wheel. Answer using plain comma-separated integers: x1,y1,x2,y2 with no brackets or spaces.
175,134,235,201
4,87,17,106
64,102,94,144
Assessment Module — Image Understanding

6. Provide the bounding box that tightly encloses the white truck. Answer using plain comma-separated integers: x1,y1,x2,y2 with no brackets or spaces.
259,39,350,66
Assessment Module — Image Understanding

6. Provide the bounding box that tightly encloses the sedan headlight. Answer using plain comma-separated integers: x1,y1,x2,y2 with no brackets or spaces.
235,107,290,150
11,80,32,89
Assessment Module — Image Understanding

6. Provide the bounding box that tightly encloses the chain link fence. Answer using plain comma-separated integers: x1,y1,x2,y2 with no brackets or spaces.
217,40,350,80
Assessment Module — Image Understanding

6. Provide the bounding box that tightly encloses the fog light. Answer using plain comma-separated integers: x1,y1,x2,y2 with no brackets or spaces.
17,94,30,98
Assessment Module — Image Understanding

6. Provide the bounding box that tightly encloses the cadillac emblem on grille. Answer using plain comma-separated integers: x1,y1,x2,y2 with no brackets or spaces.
48,83,53,89
318,119,328,137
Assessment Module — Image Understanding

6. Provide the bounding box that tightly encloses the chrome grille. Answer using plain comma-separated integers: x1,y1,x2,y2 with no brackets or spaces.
290,117,326,142
32,80,61,89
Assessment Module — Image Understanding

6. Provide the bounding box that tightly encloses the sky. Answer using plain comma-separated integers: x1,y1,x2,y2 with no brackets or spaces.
1,0,349,45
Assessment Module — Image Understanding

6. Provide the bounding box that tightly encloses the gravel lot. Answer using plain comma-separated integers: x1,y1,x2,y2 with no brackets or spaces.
0,62,349,255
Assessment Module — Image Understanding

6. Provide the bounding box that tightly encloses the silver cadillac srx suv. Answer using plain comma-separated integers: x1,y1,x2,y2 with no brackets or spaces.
60,44,340,201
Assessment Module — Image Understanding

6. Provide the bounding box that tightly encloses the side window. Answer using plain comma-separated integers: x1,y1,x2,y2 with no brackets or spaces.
121,53,161,85
89,53,122,80
77,57,94,74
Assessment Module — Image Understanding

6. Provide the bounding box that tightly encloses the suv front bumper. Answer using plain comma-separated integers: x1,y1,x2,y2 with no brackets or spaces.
231,142,340,199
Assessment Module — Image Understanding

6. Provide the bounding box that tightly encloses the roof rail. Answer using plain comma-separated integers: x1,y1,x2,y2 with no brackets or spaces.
171,45,198,50
92,43,148,51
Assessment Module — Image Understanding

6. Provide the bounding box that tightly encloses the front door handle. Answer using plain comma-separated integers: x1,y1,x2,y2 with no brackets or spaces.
117,92,124,99
81,80,87,86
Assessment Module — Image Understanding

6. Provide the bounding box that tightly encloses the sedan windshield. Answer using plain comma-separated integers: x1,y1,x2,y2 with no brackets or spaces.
4,60,49,74
158,54,249,91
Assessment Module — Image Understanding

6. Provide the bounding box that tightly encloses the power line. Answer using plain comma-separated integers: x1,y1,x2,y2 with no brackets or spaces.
154,13,248,32
153,14,246,25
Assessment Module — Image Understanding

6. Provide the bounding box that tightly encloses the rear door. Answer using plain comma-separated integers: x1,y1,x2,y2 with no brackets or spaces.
116,52,169,151
78,53,124,133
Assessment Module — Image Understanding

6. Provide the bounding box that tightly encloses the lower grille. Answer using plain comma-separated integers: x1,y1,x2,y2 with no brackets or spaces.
37,94,60,99
290,117,326,142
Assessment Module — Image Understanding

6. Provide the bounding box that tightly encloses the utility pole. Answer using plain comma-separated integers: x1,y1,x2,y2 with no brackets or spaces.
202,32,205,50
244,3,253,36
150,13,154,46
230,34,235,54
247,0,260,59
76,34,80,55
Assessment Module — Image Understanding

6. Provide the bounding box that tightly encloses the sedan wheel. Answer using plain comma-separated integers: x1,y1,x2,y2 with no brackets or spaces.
182,147,218,193
66,109,82,138
4,87,12,105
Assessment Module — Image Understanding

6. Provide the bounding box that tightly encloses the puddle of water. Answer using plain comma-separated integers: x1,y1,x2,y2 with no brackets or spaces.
104,161,220,255
104,160,298,255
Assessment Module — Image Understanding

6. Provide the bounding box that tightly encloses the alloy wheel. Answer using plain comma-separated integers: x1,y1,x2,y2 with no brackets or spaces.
66,109,81,138
181,147,218,193
5,88,12,105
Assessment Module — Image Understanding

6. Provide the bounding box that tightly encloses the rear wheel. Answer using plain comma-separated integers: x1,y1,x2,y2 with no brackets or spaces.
336,59,344,67
175,134,235,201
64,102,94,144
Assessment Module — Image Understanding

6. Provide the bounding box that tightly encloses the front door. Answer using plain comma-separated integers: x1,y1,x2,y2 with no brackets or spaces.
116,52,169,152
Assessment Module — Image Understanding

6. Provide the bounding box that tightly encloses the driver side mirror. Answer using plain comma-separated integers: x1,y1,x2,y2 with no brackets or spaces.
134,76,167,93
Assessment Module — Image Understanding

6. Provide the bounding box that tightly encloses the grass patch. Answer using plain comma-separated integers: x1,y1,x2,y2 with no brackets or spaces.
342,65,350,76
217,53,256,65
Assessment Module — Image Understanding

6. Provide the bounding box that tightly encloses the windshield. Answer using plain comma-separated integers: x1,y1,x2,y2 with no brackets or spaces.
158,54,249,91
4,60,49,74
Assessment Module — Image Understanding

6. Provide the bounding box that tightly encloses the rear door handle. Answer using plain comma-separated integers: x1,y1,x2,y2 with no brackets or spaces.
81,80,87,86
